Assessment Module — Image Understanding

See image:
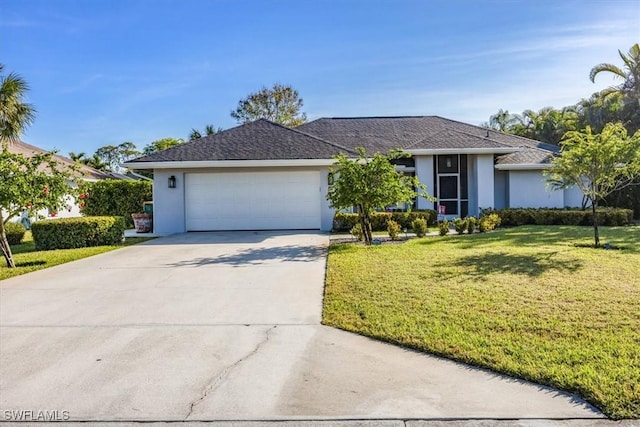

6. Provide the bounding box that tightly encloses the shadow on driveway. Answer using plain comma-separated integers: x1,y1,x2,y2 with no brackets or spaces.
168,245,327,267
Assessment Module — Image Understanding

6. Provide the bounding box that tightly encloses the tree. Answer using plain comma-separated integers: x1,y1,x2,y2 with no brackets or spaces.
0,64,36,146
546,123,640,247
188,124,222,141
142,137,185,155
488,109,515,132
0,150,79,267
590,43,640,104
95,141,140,172
231,83,307,127
327,148,430,245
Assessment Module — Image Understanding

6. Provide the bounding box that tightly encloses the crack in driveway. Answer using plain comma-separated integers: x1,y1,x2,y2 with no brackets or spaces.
184,325,276,420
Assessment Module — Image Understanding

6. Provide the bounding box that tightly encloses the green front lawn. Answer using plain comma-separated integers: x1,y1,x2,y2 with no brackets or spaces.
323,225,640,419
1,231,153,280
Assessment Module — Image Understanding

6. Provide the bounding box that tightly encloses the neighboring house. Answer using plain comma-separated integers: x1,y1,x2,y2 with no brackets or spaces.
6,141,130,222
124,116,583,233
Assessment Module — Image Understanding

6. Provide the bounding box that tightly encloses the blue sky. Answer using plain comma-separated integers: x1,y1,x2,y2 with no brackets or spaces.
2,0,639,156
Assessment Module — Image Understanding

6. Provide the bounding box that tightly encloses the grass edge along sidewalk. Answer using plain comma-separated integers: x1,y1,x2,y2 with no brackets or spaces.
323,225,640,419
1,231,154,280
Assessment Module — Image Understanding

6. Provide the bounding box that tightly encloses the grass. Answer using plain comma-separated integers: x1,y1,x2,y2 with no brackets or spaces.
1,231,153,280
323,225,640,419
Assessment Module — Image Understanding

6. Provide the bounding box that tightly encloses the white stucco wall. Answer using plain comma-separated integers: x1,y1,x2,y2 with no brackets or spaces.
319,168,335,231
415,155,434,209
475,154,495,210
153,167,335,234
508,170,564,208
564,186,585,208
153,170,186,234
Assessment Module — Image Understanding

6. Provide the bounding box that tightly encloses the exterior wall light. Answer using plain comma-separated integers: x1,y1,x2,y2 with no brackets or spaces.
168,175,176,189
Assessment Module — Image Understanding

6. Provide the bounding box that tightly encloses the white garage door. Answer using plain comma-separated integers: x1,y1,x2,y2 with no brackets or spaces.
185,171,321,231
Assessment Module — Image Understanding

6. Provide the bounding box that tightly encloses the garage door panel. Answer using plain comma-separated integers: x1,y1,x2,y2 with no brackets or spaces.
185,171,321,231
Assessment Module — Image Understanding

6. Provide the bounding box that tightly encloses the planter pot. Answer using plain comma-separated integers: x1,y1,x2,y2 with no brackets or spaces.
131,213,153,233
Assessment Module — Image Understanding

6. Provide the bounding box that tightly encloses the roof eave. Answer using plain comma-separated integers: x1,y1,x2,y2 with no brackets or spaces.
495,163,553,171
124,159,338,169
406,147,518,155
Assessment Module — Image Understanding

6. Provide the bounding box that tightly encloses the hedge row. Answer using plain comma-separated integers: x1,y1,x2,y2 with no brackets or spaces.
4,222,26,245
333,210,437,232
31,216,126,250
80,179,152,227
494,208,633,227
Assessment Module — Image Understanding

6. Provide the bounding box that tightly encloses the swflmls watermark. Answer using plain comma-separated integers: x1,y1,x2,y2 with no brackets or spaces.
3,409,70,422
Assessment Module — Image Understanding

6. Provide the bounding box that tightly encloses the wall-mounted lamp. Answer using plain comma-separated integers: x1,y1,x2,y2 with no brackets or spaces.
168,175,176,189
446,157,452,168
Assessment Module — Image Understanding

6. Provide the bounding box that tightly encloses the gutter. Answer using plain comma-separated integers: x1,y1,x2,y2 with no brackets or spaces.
495,163,553,171
124,159,338,169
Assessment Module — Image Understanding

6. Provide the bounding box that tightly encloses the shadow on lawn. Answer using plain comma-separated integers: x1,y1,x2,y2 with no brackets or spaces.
168,244,327,267
442,251,583,278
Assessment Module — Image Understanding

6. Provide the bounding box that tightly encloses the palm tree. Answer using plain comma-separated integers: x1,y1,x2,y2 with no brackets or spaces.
590,43,640,104
0,64,36,148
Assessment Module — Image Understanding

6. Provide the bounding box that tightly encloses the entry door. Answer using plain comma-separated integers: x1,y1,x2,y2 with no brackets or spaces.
438,174,459,216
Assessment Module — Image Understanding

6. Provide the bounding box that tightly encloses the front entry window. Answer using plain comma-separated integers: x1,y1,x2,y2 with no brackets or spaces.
434,155,468,217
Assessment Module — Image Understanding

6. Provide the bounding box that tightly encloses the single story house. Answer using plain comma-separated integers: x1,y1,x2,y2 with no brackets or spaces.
124,116,583,233
6,141,130,222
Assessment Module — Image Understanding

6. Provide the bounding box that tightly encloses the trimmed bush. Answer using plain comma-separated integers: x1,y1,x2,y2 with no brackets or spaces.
350,223,364,241
31,216,126,250
80,180,152,227
452,218,467,234
495,208,633,227
387,220,401,240
4,222,26,245
438,219,450,236
411,218,428,237
479,213,501,232
465,217,477,234
333,209,436,232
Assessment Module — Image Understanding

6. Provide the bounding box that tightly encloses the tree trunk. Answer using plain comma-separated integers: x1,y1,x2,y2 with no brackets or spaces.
358,205,373,245
592,200,600,248
0,217,16,268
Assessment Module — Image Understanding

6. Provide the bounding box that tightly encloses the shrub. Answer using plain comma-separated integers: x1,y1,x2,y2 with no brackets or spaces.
4,222,26,245
465,217,477,234
452,217,467,234
387,220,401,240
438,219,450,236
80,180,152,227
412,218,428,237
31,216,125,250
333,210,436,232
479,213,501,232
494,208,633,227
350,223,364,241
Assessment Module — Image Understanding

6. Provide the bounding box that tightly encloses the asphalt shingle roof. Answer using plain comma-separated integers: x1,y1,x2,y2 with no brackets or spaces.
495,148,555,165
127,116,558,165
298,116,559,155
128,119,356,163
8,141,129,180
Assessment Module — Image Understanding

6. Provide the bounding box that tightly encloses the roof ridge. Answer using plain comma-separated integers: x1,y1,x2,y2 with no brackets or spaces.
319,115,435,120
261,119,359,155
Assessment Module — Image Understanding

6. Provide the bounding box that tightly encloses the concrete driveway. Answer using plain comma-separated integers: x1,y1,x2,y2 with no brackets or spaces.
0,231,602,422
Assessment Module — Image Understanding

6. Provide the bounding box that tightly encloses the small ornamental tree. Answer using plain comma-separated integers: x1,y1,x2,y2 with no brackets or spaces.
327,148,431,245
0,150,79,267
546,123,640,247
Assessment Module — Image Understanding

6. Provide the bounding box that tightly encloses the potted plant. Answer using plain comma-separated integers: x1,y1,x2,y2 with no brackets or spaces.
131,213,152,233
